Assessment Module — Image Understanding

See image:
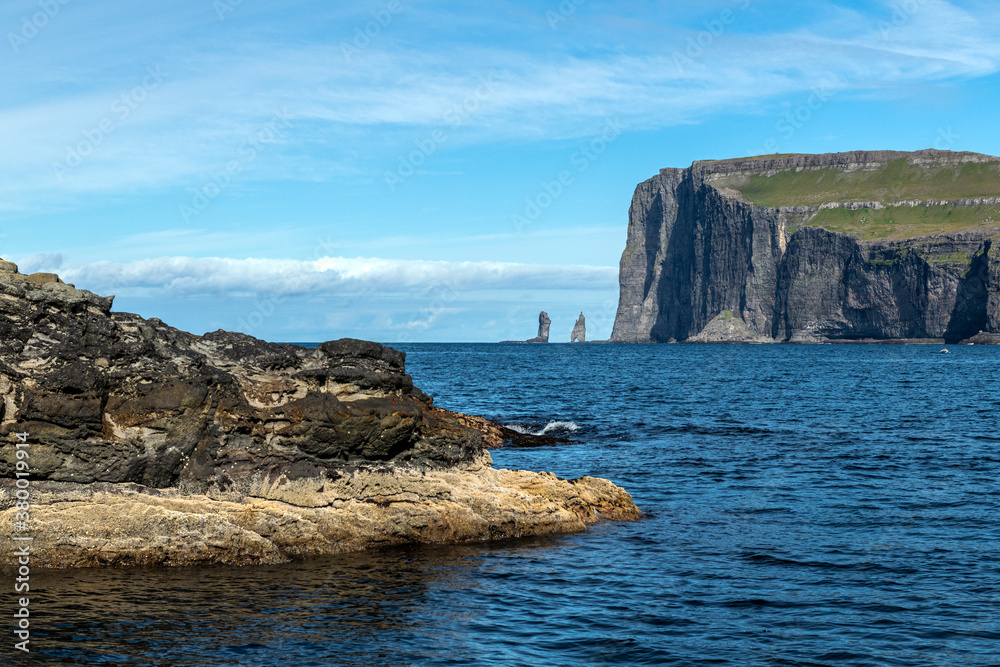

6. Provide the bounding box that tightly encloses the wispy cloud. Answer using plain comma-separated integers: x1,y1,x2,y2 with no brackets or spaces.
1,1,998,209
14,255,618,298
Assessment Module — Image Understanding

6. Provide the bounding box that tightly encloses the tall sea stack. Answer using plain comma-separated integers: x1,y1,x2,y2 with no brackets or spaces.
531,311,551,343
611,149,1000,344
571,313,586,343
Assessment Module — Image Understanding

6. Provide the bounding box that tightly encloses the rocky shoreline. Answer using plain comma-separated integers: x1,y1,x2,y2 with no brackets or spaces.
0,262,638,568
1,457,636,568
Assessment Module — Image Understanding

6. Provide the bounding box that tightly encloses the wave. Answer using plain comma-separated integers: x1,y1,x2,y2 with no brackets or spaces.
505,420,581,436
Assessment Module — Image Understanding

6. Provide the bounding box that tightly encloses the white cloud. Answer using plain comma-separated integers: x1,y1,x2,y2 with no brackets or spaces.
17,255,618,299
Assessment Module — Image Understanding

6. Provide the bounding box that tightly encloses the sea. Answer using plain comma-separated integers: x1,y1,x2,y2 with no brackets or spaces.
10,343,1000,666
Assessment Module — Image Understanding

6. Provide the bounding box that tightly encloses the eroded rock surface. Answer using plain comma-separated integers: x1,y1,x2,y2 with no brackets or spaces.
0,263,639,567
0,455,638,568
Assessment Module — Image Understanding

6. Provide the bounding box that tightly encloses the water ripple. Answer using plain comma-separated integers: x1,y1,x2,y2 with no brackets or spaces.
11,343,1000,666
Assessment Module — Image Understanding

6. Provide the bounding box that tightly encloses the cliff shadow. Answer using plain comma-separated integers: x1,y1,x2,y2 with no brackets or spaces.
943,241,991,344
650,174,697,341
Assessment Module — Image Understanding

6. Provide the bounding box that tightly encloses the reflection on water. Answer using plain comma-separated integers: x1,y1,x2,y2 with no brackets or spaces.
15,536,583,666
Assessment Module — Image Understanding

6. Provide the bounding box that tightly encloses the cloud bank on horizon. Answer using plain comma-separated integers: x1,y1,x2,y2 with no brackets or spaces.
2,0,998,341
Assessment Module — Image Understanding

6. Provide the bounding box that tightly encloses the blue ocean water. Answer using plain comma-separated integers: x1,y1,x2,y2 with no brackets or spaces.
11,343,1000,666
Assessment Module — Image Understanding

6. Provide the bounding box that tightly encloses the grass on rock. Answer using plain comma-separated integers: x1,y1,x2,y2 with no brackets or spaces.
713,158,1000,240
729,159,1000,208
807,204,1000,241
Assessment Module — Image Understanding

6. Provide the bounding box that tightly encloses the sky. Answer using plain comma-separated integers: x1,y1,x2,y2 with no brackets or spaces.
2,0,999,342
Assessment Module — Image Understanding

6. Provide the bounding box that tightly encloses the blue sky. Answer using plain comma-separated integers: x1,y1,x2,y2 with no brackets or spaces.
2,0,999,342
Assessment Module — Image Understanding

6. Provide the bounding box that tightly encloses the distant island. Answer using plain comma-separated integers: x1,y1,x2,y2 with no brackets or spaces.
610,149,1000,344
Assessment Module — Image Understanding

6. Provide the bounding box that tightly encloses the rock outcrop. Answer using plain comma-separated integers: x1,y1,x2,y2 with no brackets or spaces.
0,263,638,567
687,310,772,343
571,313,586,343
611,150,1000,343
528,311,551,343
443,408,573,449
502,310,551,343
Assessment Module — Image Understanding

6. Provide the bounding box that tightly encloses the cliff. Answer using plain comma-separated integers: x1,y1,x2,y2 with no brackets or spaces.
611,149,1000,343
0,263,638,567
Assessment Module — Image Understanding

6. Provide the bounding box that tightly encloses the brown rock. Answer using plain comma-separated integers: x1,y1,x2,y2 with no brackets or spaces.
0,457,639,568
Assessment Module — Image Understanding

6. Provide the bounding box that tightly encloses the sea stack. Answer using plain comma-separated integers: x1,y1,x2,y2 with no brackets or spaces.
571,312,586,343
611,149,1000,344
528,311,551,343
0,264,639,567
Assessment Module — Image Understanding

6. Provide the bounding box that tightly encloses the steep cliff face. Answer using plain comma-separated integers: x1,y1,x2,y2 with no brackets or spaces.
612,150,1000,343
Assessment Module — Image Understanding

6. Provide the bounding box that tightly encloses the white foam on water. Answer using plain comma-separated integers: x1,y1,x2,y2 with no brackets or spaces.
538,420,580,435
505,421,580,436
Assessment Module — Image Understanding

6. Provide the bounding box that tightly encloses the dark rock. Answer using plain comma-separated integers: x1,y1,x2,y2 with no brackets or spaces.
505,310,552,343
611,150,1000,343
532,311,552,343
500,428,572,448
0,267,481,489
436,408,573,448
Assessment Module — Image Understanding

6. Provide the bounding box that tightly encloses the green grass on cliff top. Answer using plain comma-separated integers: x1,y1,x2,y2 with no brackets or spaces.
732,159,1000,207
811,204,1000,241
719,158,1000,239
731,158,1000,207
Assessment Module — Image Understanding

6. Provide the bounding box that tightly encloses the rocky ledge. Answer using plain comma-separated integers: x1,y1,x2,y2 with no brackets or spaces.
0,261,638,567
